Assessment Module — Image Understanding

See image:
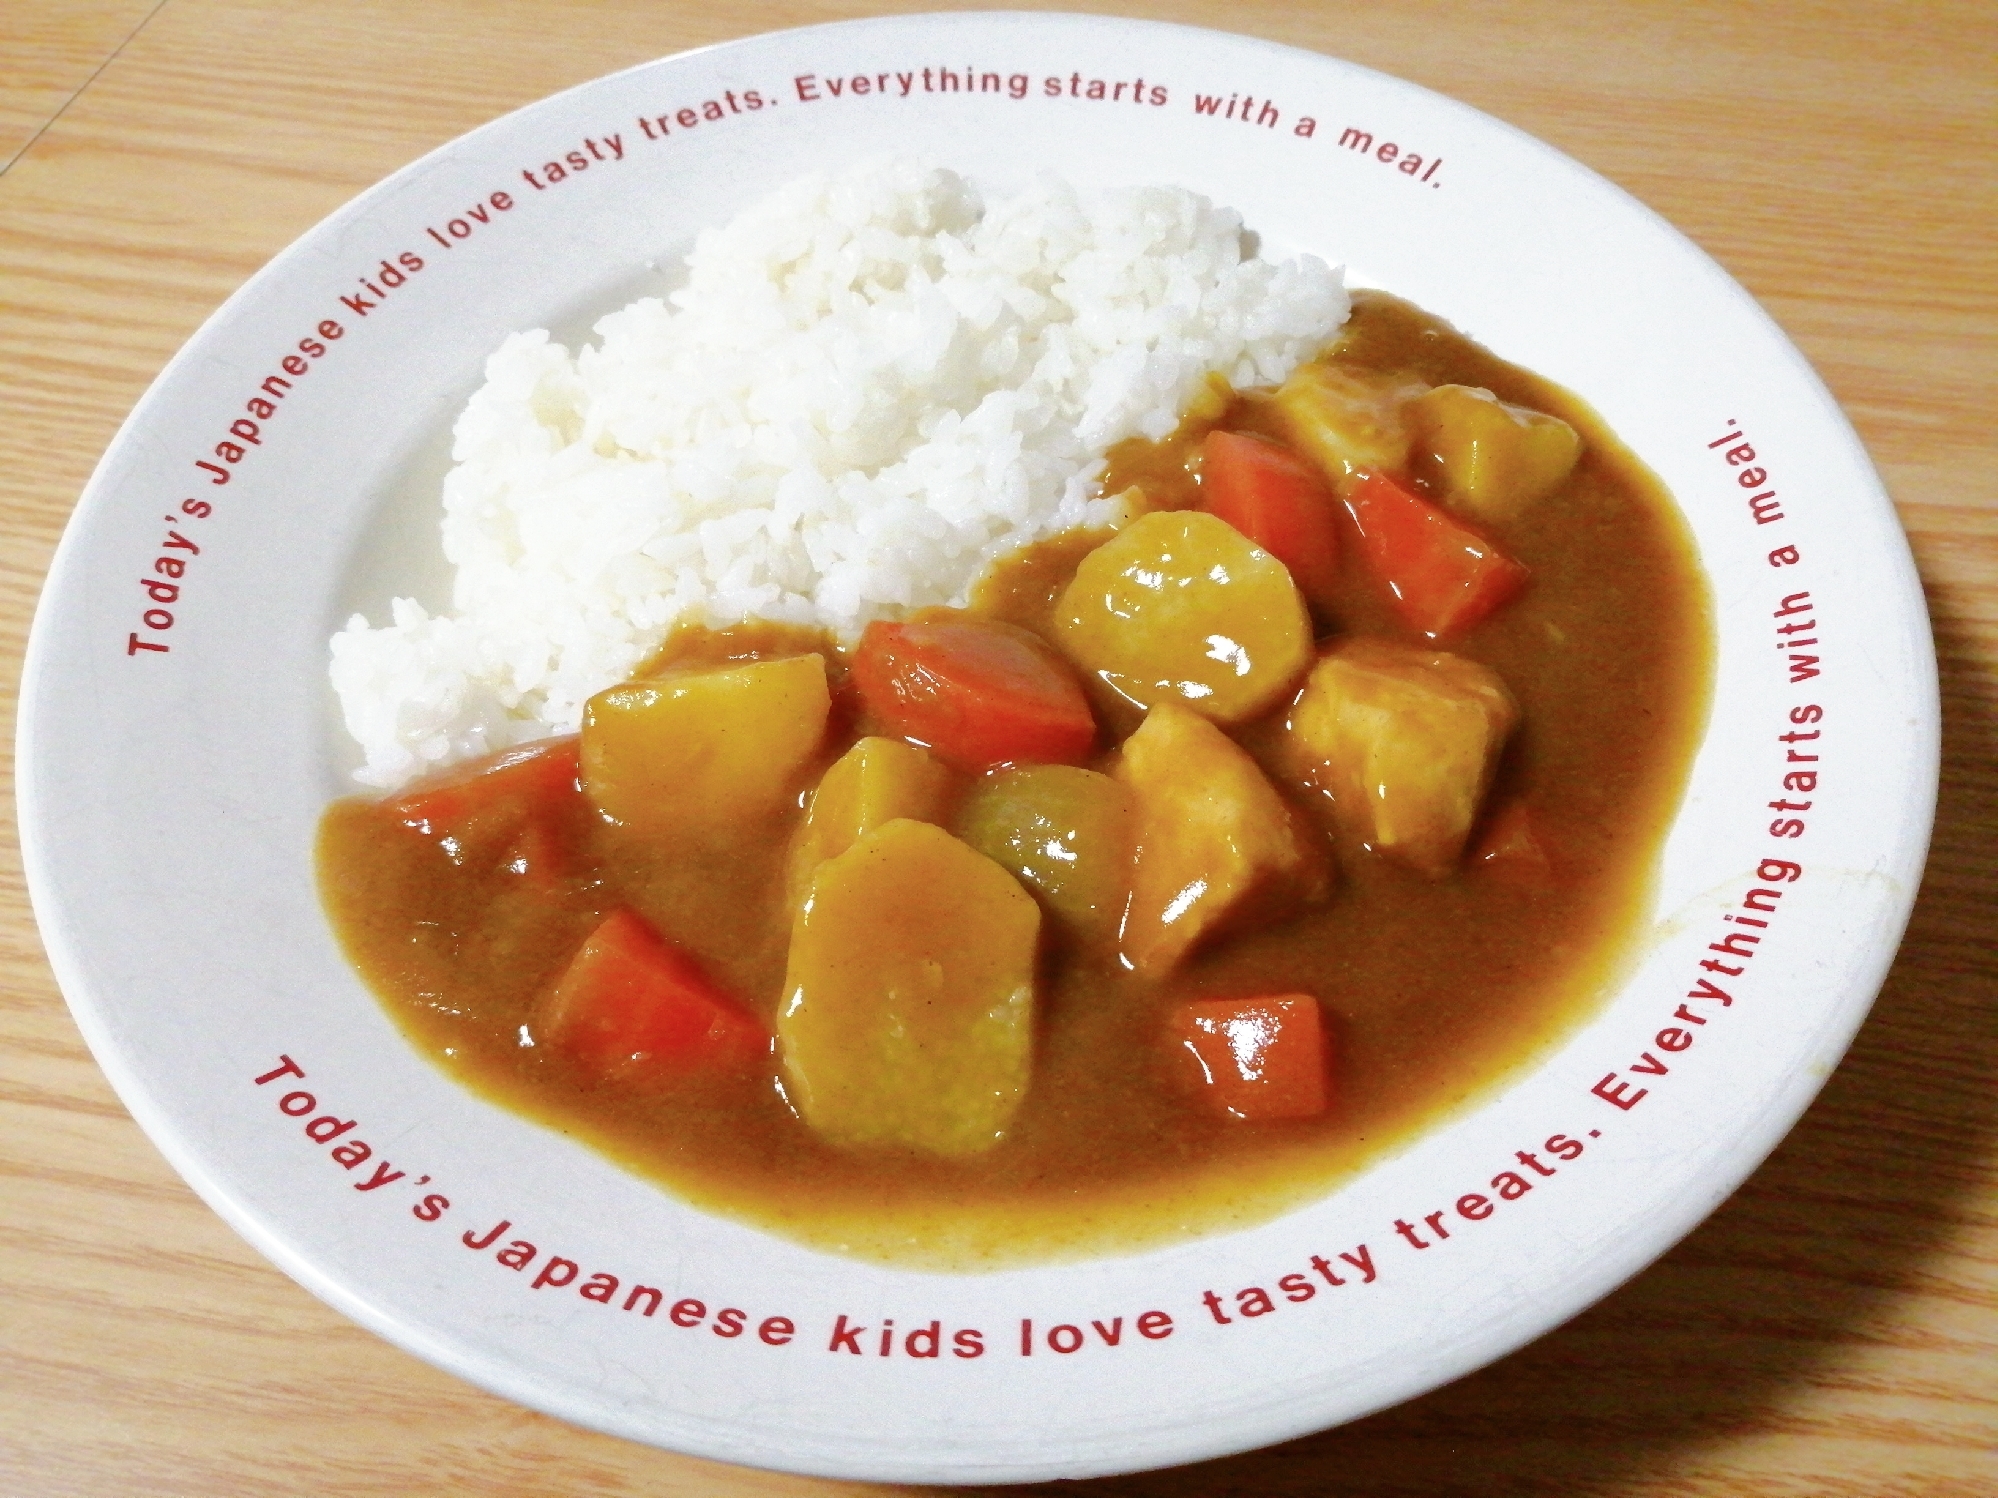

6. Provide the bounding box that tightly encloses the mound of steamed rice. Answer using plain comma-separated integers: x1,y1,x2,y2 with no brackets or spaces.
330,159,1349,790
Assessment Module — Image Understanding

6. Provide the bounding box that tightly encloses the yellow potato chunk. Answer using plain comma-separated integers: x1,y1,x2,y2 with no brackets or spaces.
1410,384,1581,522
581,654,829,837
779,819,1040,1156
957,765,1134,947
1273,362,1421,482
1286,639,1519,877
786,737,953,907
1055,511,1312,725
1117,701,1325,975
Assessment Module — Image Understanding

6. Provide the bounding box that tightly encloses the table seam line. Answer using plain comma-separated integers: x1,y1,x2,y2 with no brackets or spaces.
0,0,178,180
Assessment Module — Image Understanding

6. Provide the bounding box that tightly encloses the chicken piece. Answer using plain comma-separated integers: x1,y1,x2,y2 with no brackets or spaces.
1056,511,1312,725
582,654,829,838
779,819,1040,1157
1286,639,1518,876
1116,701,1326,975
1409,384,1581,523
1272,362,1423,483
785,737,953,907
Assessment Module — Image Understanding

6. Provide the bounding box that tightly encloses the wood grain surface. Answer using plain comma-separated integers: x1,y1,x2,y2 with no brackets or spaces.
2,1,1992,1493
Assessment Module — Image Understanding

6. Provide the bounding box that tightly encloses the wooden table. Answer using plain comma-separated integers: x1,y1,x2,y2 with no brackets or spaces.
3,2,1991,1492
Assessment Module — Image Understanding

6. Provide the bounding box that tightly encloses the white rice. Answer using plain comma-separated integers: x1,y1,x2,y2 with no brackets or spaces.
330,159,1349,789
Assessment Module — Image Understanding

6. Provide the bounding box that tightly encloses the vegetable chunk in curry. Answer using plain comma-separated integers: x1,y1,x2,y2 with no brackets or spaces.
318,292,1711,1268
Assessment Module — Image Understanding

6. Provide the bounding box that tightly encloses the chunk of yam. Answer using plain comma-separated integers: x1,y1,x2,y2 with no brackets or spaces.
1056,510,1312,725
581,655,829,838
1286,640,1518,876
786,737,953,907
1117,702,1326,975
1409,384,1581,523
779,819,1040,1157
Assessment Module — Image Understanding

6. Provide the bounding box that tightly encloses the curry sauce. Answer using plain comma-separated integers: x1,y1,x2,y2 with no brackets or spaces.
317,293,1711,1268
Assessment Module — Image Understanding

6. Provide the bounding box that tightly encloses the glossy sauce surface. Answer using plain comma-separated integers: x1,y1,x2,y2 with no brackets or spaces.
318,292,1712,1267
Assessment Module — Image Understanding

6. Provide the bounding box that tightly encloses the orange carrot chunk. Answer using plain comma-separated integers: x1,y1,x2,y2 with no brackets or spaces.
1473,801,1553,880
1200,429,1340,609
541,910,766,1081
852,618,1096,772
1342,470,1528,640
386,736,583,880
1171,994,1330,1121
389,736,581,830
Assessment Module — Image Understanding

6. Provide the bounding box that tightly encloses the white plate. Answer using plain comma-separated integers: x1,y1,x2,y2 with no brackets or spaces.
17,12,1937,1483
